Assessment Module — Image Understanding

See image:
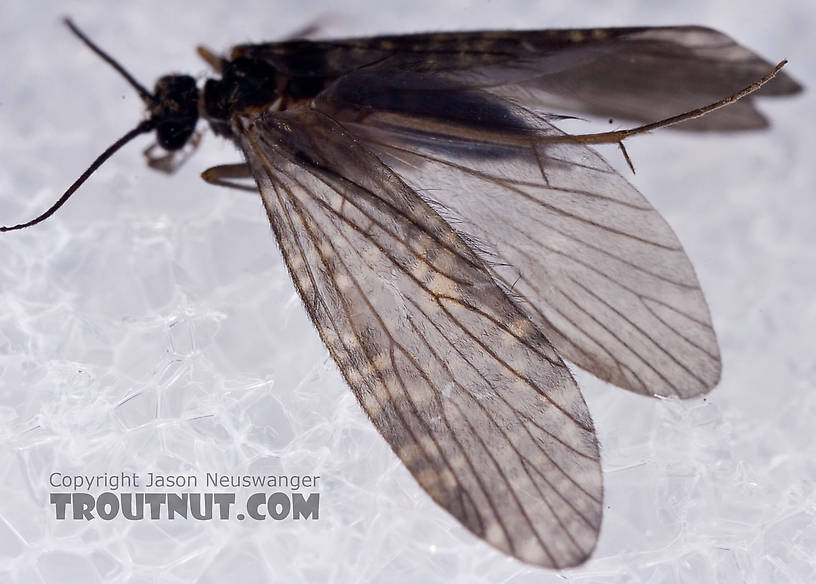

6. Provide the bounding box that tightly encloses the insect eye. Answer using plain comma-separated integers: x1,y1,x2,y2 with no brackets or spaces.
152,75,199,151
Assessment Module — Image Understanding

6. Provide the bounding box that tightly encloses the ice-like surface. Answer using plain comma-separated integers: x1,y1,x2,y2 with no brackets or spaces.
1,1,814,582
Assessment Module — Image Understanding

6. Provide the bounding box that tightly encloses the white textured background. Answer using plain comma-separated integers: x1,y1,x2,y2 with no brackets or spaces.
1,1,814,582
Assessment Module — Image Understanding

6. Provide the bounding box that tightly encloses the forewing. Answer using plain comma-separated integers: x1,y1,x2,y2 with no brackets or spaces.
314,80,721,398
233,26,801,131
236,107,603,568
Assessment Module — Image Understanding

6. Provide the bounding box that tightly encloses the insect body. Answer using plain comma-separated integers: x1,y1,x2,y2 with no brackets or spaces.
2,21,801,568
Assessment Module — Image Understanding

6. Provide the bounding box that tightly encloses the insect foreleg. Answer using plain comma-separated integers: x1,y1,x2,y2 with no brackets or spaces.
143,132,202,174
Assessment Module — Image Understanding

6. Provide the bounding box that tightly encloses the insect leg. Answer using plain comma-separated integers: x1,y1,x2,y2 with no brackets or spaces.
143,132,202,173
281,15,338,40
546,60,789,147
201,163,257,192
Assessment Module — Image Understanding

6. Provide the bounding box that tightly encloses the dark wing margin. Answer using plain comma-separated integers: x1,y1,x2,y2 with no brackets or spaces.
314,73,722,398
237,107,603,568
233,25,801,131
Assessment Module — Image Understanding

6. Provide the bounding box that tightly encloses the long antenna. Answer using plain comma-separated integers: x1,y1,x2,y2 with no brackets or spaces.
1,120,155,232
1,19,157,232
64,18,154,103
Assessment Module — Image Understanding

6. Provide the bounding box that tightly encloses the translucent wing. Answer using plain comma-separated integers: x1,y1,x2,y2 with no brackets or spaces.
233,26,801,131
314,76,721,398
237,107,603,568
